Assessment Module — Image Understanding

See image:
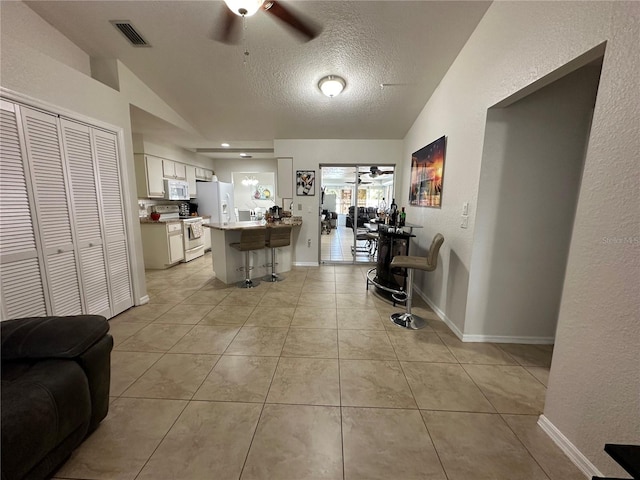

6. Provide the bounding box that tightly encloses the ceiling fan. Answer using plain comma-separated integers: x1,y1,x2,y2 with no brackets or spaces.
214,0,322,44
368,166,394,178
346,174,372,185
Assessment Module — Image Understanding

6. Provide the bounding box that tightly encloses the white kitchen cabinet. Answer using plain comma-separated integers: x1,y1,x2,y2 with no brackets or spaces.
204,169,213,181
134,154,165,198
186,165,197,198
0,99,133,320
162,158,186,180
203,218,211,252
140,221,184,269
195,167,214,181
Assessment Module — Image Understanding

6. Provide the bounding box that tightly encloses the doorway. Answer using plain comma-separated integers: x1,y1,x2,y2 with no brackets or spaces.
319,165,395,264
466,59,603,342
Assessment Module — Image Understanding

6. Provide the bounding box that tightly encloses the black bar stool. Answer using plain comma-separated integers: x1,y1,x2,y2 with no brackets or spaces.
389,233,444,329
229,227,267,288
263,226,292,282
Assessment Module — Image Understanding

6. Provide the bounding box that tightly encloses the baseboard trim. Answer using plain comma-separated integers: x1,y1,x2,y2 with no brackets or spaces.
412,286,464,340
136,295,150,306
462,334,555,344
537,415,603,478
294,262,320,267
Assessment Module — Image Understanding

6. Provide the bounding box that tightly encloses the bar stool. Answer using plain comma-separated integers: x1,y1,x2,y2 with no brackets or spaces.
229,227,267,288
389,233,444,329
263,226,292,282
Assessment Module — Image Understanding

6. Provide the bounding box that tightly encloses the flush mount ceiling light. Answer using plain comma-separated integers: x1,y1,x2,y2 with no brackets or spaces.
223,0,264,17
318,75,346,97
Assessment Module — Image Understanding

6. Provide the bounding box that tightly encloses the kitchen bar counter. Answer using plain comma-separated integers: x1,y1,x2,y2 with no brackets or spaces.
204,220,301,284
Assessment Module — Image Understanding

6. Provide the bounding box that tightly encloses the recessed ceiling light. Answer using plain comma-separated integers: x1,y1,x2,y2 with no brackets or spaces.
221,143,230,147
240,153,252,158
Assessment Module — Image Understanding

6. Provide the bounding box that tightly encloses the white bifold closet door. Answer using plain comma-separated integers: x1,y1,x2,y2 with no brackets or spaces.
21,107,83,317
0,100,48,319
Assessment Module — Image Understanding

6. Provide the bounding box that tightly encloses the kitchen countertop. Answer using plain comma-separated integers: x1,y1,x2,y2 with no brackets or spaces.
205,220,302,231
140,215,211,224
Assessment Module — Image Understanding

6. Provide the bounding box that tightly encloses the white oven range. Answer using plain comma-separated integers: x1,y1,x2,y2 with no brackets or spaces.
150,205,205,263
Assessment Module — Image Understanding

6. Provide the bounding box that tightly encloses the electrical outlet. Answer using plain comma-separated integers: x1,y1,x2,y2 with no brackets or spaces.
298,203,302,211
463,202,469,215
461,215,468,229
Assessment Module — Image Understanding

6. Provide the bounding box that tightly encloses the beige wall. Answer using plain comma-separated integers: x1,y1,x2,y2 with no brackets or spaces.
402,1,639,475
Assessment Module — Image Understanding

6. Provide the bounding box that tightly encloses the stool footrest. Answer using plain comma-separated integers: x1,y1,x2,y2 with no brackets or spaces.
390,312,427,330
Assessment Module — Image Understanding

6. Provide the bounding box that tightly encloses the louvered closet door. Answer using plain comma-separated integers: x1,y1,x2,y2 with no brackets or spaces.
0,100,48,320
21,107,82,316
61,119,110,318
93,129,132,315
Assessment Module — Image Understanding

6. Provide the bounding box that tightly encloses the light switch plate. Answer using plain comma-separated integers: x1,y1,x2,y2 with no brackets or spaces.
463,202,469,215
461,216,468,229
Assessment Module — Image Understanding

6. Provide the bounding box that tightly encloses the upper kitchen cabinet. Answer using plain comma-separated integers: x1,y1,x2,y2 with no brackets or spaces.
162,159,186,180
195,167,214,181
135,154,164,198
186,165,197,198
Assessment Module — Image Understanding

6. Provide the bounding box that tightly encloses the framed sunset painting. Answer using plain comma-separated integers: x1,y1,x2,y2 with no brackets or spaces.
409,136,446,208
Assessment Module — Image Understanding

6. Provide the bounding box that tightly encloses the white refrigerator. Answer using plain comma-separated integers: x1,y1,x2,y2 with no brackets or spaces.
196,181,236,224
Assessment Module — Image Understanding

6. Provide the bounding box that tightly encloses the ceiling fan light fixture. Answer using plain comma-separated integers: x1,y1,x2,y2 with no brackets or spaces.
223,0,264,17
318,75,346,97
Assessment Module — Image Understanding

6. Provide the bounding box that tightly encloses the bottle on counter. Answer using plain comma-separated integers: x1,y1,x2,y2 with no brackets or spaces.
399,207,406,227
390,198,398,226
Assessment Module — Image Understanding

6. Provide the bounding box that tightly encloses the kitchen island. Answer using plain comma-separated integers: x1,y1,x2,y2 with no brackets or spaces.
205,220,302,284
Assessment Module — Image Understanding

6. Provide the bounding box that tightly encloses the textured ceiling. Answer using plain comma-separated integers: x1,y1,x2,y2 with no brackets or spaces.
25,1,491,151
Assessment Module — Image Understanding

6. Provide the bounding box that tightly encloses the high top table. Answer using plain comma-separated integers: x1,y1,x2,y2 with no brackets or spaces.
366,223,422,299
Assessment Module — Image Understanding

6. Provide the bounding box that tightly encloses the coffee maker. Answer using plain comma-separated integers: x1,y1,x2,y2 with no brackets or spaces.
270,206,282,220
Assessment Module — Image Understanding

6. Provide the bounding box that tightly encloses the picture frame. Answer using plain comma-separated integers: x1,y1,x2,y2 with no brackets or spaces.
296,170,316,196
409,135,446,208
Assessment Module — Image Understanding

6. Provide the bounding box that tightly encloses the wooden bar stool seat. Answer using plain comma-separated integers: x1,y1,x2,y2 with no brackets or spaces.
263,226,292,282
229,227,267,288
389,233,444,329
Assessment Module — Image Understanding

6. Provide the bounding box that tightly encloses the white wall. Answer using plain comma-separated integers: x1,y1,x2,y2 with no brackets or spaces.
402,1,639,475
132,134,215,169
465,64,601,342
274,139,403,265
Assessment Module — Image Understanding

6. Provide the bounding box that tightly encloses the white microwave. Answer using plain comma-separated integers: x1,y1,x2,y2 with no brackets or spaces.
164,179,190,200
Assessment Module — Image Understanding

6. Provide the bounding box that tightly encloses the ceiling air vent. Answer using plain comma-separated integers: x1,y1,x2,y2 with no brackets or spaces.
110,20,150,47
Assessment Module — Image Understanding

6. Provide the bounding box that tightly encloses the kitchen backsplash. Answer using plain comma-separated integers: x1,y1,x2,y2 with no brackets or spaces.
138,199,183,218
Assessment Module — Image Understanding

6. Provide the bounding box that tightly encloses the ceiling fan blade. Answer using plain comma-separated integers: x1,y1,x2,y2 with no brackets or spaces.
262,1,321,41
212,6,242,44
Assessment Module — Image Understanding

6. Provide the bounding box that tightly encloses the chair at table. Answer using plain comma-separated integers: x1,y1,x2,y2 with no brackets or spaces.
389,233,444,329
263,226,292,282
229,227,267,288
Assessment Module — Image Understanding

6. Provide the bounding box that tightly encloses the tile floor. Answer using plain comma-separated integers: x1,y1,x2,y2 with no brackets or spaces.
54,253,585,480
320,225,374,263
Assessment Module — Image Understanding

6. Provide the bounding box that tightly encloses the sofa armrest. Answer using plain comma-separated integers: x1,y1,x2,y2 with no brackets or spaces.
1,315,109,361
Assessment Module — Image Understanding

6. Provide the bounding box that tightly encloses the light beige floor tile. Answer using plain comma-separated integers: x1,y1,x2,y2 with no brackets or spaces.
342,407,446,480
55,398,187,480
137,401,262,480
422,411,548,480
194,355,278,402
336,293,378,309
306,271,337,282
338,330,396,360
297,293,336,306
219,290,266,306
114,324,192,352
168,325,240,354
340,359,417,408
526,366,550,386
502,414,586,480
241,404,342,480
225,327,288,356
122,354,218,399
108,321,147,347
462,364,547,414
245,306,295,327
152,304,215,324
291,307,337,328
402,362,495,412
179,289,231,305
256,291,299,307
336,308,385,330
301,282,336,294
266,357,340,406
113,303,173,323
438,333,517,365
110,351,163,396
200,304,255,325
148,289,196,305
498,343,554,367
387,329,457,362
281,328,338,358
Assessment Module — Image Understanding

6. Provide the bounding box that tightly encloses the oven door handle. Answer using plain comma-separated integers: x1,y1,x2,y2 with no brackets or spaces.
185,244,205,253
